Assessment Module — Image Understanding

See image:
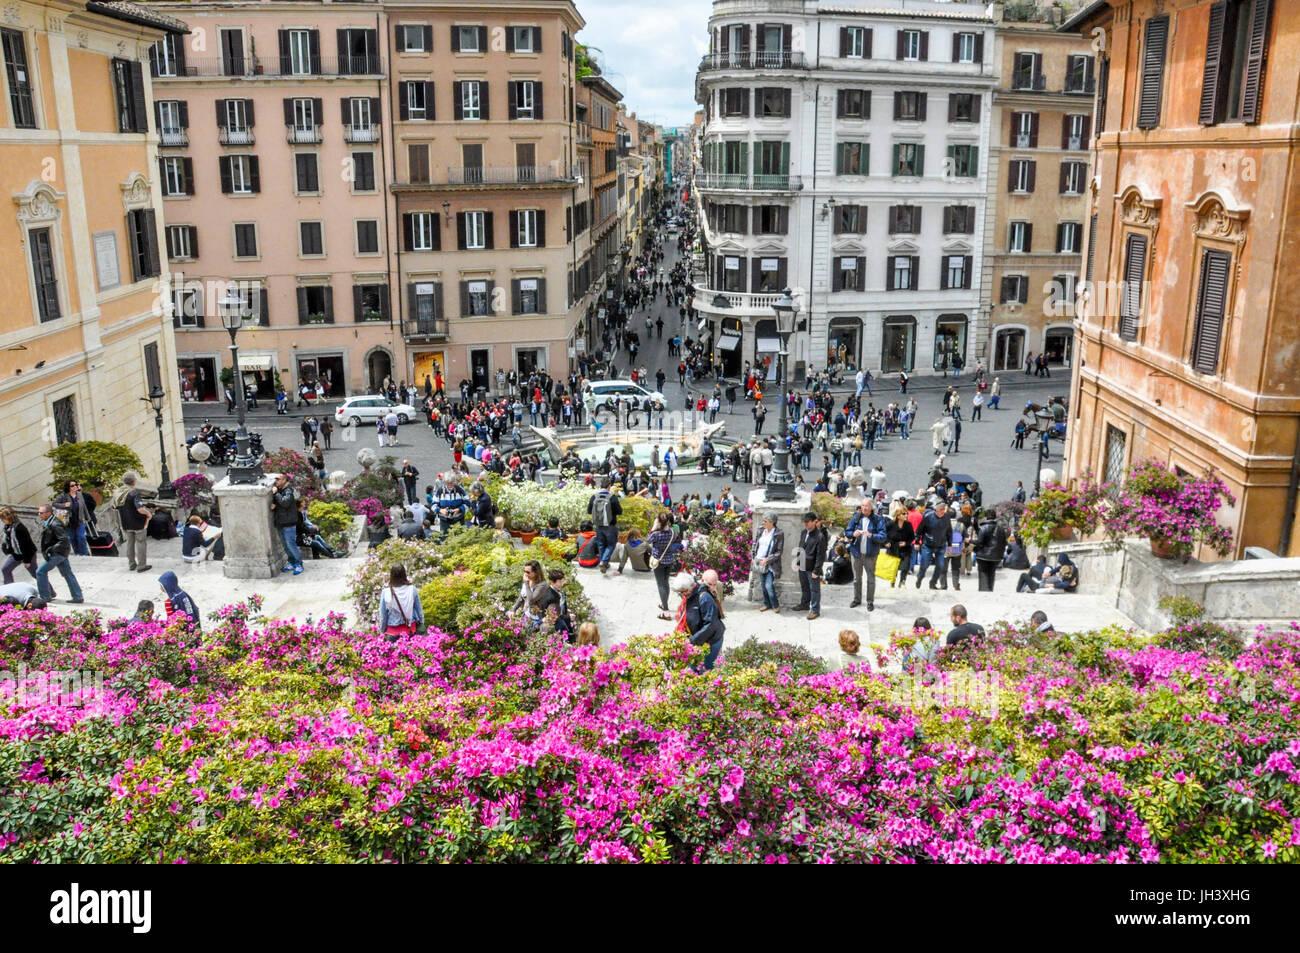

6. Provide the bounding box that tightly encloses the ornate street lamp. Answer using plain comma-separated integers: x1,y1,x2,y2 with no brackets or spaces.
1032,420,1052,497
146,384,175,498
220,290,265,484
764,287,798,502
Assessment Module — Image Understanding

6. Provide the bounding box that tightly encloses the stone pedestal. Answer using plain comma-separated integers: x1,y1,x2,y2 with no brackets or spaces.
746,486,814,604
213,475,286,579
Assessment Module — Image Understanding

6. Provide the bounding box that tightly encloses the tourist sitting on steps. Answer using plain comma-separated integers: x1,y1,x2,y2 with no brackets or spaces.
572,521,600,568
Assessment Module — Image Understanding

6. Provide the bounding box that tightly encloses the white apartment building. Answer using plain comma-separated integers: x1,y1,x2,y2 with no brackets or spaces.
693,0,995,381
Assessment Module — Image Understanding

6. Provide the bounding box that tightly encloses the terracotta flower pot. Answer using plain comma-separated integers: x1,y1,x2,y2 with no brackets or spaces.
519,531,538,545
1051,524,1074,541
1149,536,1178,558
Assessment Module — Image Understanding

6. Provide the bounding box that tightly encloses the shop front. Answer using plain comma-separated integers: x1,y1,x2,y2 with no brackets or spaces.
1044,325,1074,367
178,356,218,402
295,354,345,399
717,317,742,378
235,352,278,399
933,315,968,373
993,326,1026,371
881,316,915,374
754,318,779,382
827,316,862,372
411,350,446,392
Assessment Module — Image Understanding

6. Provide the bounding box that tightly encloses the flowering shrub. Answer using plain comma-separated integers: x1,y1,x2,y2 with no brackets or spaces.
261,449,320,495
721,637,826,678
493,479,593,533
3,586,1299,863
1020,470,1110,548
1104,460,1235,559
681,510,752,595
171,472,214,511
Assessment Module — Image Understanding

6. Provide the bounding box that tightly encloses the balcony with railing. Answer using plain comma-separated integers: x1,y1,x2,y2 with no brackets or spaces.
157,54,384,79
576,120,592,146
1064,79,1096,95
446,165,580,186
692,283,785,315
403,317,449,340
696,172,802,191
286,124,322,144
699,51,806,71
344,123,381,143
159,128,188,147
1010,72,1047,92
218,127,255,146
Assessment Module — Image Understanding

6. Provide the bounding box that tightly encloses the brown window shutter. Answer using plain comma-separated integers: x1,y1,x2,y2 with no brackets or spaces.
856,258,866,292
1240,0,1273,124
1136,16,1169,130
1059,162,1070,194
974,34,983,64
962,256,972,290
1086,213,1098,283
1009,113,1019,147
919,32,928,61
1026,162,1036,193
1000,275,1013,303
1096,57,1110,133
1199,2,1228,125
885,258,894,292
951,34,960,63
895,30,905,60
909,257,919,290
1120,233,1147,339
840,27,850,56
782,25,792,52
755,23,766,52
1192,248,1231,374
1029,112,1039,146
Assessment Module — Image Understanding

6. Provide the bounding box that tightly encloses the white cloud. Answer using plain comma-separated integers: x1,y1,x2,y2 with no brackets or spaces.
577,0,712,126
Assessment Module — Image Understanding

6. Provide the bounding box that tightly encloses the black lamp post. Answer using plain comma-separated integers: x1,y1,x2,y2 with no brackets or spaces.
147,384,175,498
764,288,798,502
220,290,265,484
1033,429,1051,497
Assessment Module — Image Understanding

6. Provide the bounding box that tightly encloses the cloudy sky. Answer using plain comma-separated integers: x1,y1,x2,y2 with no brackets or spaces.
576,0,714,129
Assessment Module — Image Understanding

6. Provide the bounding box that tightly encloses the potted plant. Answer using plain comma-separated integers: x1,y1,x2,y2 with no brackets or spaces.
1104,459,1235,560
1018,470,1109,549
46,441,146,504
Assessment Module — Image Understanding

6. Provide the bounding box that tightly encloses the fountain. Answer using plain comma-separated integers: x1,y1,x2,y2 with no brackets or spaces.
528,421,734,474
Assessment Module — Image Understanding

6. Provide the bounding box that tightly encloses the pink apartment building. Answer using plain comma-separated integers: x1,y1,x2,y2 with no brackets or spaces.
150,0,397,402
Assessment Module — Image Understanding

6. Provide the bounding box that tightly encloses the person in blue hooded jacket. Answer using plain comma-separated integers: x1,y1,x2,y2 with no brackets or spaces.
158,571,201,631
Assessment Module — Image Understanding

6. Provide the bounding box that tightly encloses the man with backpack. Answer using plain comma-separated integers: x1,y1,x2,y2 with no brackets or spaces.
587,478,622,574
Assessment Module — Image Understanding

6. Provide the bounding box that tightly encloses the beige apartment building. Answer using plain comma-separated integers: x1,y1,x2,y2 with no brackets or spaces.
390,0,587,391
0,0,187,503
983,0,1093,374
149,0,396,402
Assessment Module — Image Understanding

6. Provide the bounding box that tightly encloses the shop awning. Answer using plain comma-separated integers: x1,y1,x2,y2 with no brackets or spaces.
756,337,780,352
238,354,274,371
717,334,741,351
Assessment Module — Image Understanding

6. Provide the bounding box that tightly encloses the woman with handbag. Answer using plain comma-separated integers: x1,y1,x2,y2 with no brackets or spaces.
884,502,915,588
647,512,683,619
377,564,424,639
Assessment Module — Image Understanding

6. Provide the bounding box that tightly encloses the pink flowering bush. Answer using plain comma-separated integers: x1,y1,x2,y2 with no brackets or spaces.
681,511,752,595
1020,470,1109,548
2,594,1298,863
1104,459,1235,559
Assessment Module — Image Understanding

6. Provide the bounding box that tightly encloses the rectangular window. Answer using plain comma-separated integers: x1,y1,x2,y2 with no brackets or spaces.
298,285,332,324
30,226,60,322
517,209,538,247
411,282,441,327
288,29,313,75
943,256,971,290
954,32,978,64
111,58,147,133
837,88,868,119
1104,424,1127,486
948,93,978,122
465,210,486,249
1008,221,1032,253
1119,233,1147,339
165,224,194,260
52,395,77,446
721,255,744,292
1057,221,1082,253
220,29,245,76
888,205,921,235
234,223,258,258
513,80,537,119
354,284,387,322
2,28,36,128
356,219,379,254
889,255,916,290
834,256,863,292
399,24,429,53
720,88,749,117
299,221,324,256
899,29,922,61
1066,54,1095,93
465,280,490,316
126,209,159,281
405,212,437,251
834,205,866,235
836,141,868,175
947,144,978,177
295,153,319,193
516,278,541,315
150,34,182,77
754,205,788,235
408,143,430,184
1137,15,1169,129
461,80,482,120
338,28,378,75
511,26,536,54
1201,0,1273,125
1012,52,1042,90
758,87,791,118
1000,275,1029,304
160,156,189,196
457,25,482,53
892,142,923,176
894,90,925,120
842,27,869,58
1012,110,1039,147
352,152,375,191
289,97,316,136
1008,159,1036,193
943,205,974,234
1191,248,1231,374
173,287,200,327
403,81,428,120
1063,113,1090,150
1060,160,1086,194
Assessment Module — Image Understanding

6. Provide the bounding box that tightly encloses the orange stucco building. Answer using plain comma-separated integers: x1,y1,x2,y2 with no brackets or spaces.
0,0,187,503
1064,0,1300,557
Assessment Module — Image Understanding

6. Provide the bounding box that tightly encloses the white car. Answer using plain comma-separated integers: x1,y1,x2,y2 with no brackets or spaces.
334,395,418,427
582,379,665,412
